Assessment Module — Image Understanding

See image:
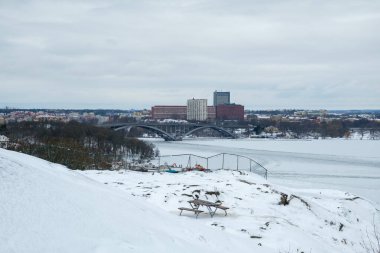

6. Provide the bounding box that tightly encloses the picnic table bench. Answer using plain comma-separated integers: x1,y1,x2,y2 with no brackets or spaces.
178,199,229,218
214,205,229,216
178,207,204,218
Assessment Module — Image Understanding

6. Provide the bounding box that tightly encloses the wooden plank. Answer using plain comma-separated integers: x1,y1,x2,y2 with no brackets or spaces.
189,199,219,206
178,207,203,213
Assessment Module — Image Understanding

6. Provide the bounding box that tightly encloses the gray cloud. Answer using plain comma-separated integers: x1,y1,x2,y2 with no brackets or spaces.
0,0,379,109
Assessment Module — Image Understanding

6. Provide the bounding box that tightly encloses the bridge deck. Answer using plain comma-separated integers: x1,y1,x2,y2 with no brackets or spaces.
103,123,238,141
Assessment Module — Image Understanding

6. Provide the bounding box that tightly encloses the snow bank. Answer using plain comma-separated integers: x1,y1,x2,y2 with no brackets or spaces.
81,169,380,253
0,148,258,253
1,148,379,253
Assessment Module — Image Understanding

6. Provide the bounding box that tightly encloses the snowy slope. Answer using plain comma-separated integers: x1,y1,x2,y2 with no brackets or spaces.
0,148,262,253
81,169,380,253
1,148,379,253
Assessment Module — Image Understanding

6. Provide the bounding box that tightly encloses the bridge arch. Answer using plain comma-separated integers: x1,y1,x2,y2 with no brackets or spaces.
184,126,236,139
114,124,176,141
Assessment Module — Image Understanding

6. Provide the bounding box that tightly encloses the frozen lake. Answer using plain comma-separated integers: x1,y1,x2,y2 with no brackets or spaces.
146,138,380,207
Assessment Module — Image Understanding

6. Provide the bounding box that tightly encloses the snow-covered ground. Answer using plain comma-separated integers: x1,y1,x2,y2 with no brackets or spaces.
0,148,265,253
146,138,380,206
80,168,380,253
1,145,380,253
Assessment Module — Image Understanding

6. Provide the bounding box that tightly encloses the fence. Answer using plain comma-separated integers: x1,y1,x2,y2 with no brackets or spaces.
154,153,268,179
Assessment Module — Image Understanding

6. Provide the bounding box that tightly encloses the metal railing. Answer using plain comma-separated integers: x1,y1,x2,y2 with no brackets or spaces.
155,152,268,179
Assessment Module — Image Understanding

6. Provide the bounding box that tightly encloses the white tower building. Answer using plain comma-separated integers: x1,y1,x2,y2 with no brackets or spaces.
187,99,208,121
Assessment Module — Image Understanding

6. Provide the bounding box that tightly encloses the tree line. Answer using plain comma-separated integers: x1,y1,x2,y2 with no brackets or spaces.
1,121,156,170
248,118,380,138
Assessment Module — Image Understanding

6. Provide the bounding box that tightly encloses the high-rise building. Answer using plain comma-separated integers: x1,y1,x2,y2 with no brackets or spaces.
213,91,230,106
187,99,208,121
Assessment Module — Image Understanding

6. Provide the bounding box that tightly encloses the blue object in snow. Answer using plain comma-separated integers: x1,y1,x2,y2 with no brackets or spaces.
165,169,179,173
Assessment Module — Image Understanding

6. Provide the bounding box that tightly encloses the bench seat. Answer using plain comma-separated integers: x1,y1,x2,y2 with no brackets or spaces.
216,205,229,216
178,207,203,218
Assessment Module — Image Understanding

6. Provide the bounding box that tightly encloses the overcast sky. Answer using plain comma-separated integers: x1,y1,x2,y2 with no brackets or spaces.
0,0,379,110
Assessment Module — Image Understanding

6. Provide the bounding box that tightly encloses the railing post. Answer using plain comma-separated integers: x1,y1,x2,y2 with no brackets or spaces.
237,155,239,171
207,158,209,170
250,160,252,172
222,153,225,169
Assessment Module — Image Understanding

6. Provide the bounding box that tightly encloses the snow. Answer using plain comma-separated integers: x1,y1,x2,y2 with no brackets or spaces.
0,148,257,253
80,169,380,253
1,145,379,253
0,135,9,142
147,138,380,206
180,138,380,158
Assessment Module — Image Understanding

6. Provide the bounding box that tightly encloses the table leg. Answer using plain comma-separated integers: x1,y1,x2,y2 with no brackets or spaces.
211,207,217,217
207,206,217,218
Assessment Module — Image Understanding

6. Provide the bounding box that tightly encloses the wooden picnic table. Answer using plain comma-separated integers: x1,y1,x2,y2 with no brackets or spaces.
188,199,229,217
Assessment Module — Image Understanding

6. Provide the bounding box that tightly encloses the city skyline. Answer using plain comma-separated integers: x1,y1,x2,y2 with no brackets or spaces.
0,0,379,110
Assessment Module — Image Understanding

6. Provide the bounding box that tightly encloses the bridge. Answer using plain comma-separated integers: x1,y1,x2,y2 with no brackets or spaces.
103,123,237,141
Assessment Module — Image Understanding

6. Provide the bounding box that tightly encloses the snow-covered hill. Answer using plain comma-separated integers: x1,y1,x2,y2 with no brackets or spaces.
0,148,256,253
1,148,379,253
81,169,380,253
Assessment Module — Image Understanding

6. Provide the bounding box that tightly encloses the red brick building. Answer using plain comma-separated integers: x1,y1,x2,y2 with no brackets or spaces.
207,106,216,120
216,104,244,121
151,106,187,120
151,105,216,120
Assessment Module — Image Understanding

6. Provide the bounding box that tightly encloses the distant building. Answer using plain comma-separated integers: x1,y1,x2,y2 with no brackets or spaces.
187,99,208,121
216,104,244,121
207,106,216,120
151,105,215,121
151,90,241,121
213,91,230,106
151,106,187,120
